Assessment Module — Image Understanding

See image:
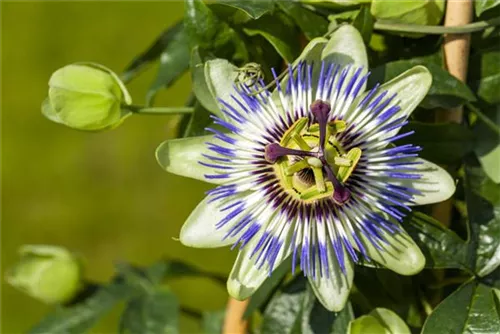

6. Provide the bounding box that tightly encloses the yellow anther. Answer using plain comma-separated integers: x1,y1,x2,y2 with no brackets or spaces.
337,148,362,182
280,117,308,147
334,157,351,167
312,167,326,193
328,120,347,134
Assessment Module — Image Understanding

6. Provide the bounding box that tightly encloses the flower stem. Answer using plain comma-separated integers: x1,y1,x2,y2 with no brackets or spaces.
466,102,500,135
223,298,248,334
374,16,500,35
124,104,194,115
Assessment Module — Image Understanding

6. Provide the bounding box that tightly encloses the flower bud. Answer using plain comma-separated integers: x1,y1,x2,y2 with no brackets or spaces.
42,63,132,131
6,245,83,304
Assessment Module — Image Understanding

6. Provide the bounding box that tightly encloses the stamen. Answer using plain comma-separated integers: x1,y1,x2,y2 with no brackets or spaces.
264,143,314,163
310,100,331,151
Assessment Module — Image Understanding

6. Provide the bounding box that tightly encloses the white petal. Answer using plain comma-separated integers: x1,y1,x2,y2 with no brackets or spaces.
350,66,432,144
378,67,431,140
204,59,240,120
400,158,456,206
179,196,239,248
322,24,368,69
308,248,354,312
156,135,225,185
356,225,425,275
227,228,293,300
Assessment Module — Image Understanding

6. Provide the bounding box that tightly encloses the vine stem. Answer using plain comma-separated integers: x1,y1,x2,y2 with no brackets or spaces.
374,16,500,34
124,104,194,115
466,102,500,135
222,298,248,334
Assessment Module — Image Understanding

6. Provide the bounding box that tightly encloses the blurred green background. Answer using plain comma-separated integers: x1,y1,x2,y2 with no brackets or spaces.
1,2,236,332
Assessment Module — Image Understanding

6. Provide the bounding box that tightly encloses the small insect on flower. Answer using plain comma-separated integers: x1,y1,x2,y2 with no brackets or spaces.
157,28,455,311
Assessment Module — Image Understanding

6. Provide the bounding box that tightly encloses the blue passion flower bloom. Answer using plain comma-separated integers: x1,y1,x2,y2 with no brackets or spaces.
157,27,455,311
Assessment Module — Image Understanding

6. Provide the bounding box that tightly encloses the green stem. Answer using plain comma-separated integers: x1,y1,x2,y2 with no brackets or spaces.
374,17,500,35
428,276,472,289
125,104,194,115
181,306,203,319
466,102,500,135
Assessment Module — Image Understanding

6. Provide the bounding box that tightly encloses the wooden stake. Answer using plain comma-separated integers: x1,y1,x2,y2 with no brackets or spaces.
222,298,248,334
432,0,473,226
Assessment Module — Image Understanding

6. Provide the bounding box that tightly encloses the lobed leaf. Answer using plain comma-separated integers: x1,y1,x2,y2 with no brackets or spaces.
398,122,475,165
472,105,500,183
465,159,500,276
277,2,329,40
243,13,301,63
405,212,469,270
369,60,476,109
29,281,134,334
215,0,274,19
119,288,179,334
146,24,190,106
475,0,500,16
422,281,500,334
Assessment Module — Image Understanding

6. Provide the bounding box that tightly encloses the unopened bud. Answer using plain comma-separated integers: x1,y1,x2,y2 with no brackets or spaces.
42,63,132,131
6,245,83,304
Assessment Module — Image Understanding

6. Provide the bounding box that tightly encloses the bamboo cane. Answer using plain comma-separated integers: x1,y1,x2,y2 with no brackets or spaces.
432,0,473,226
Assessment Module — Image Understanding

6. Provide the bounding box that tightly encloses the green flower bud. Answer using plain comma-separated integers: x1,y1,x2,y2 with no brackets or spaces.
371,0,445,26
42,63,132,131
6,245,83,304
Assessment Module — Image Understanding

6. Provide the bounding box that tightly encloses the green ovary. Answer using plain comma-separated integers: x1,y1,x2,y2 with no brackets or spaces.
273,117,362,204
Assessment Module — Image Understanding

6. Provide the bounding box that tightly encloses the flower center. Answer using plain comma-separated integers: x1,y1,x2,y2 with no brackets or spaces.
264,100,362,205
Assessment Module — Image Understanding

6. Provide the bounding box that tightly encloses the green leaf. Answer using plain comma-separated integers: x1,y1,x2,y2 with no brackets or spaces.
353,5,374,43
405,212,469,270
369,60,476,109
422,281,500,334
202,310,225,334
146,24,190,106
121,21,183,83
29,281,134,334
469,47,500,104
370,0,445,26
302,0,362,7
277,2,329,40
348,308,410,334
475,0,500,16
465,159,500,276
145,260,206,281
261,277,354,334
181,102,214,138
353,267,419,321
327,10,360,25
184,0,248,63
244,260,291,318
397,122,475,165
329,302,355,334
119,288,179,334
261,277,309,334
243,13,301,62
215,0,274,19
473,106,500,183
